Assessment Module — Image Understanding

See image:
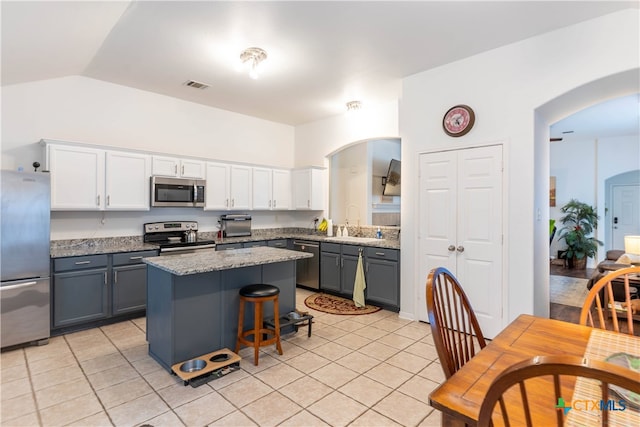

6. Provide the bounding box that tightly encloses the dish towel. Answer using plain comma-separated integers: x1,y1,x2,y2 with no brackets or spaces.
353,251,367,308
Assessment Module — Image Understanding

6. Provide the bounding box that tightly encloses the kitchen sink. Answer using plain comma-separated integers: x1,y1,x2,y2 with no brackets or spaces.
324,236,383,243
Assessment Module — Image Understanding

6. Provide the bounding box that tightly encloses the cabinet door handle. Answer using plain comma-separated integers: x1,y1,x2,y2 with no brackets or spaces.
273,200,276,208
114,271,118,283
231,199,235,207
269,200,271,208
175,164,178,175
448,245,456,252
129,256,143,260
104,272,107,285
96,195,100,206
307,200,310,208
106,195,110,206
225,198,229,207
341,259,343,268
182,165,185,175
457,246,465,253
335,258,339,267
75,260,91,265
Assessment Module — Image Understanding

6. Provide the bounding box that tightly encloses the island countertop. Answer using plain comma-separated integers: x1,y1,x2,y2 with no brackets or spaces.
143,246,312,276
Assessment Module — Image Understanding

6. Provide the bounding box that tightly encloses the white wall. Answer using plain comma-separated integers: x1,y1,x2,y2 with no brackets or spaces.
398,9,639,325
0,76,328,239
2,76,294,170
294,100,400,167
550,134,639,259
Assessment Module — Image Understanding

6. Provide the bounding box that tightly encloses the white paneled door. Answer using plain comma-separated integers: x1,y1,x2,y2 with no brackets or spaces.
418,145,504,338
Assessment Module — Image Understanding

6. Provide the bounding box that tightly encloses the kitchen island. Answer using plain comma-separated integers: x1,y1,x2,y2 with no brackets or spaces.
143,246,312,372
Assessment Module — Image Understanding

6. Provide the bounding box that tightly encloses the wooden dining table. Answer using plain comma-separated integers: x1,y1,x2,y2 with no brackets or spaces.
428,314,640,426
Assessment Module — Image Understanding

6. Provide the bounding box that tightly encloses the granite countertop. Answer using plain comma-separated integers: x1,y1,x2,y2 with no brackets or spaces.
143,246,313,276
213,233,400,249
50,237,158,258
50,227,400,258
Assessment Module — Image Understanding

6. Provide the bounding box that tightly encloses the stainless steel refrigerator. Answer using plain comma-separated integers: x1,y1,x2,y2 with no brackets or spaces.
1,170,51,348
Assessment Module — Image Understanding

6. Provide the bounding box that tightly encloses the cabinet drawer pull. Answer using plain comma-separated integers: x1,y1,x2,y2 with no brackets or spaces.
375,252,385,256
74,260,91,265
129,256,143,260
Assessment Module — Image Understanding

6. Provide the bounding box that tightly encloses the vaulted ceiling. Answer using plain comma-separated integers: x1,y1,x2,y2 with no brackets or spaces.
2,1,638,132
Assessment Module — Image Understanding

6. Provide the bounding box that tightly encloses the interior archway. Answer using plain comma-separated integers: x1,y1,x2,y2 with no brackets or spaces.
532,68,640,318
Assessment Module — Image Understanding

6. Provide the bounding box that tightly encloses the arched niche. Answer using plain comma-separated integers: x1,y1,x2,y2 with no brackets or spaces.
328,137,401,227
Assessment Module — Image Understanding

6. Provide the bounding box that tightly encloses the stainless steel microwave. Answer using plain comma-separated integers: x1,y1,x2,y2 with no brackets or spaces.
151,176,205,207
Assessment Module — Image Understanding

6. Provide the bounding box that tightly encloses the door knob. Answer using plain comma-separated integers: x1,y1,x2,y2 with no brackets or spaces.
448,245,456,252
456,246,465,253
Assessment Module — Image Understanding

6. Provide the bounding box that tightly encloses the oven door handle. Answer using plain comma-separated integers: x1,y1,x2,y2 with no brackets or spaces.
160,244,217,253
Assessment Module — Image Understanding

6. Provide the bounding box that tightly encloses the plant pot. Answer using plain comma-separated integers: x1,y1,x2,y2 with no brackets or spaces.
568,257,587,269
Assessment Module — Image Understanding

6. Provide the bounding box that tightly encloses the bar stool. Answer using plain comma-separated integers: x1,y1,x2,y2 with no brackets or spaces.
235,284,283,365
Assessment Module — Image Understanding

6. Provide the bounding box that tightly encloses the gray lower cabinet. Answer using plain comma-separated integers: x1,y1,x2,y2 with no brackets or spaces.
112,250,157,315
320,243,400,311
364,247,400,310
320,243,341,292
340,245,360,296
53,255,109,328
146,261,296,371
243,241,266,248
216,242,243,250
267,239,288,249
320,243,360,295
52,250,157,329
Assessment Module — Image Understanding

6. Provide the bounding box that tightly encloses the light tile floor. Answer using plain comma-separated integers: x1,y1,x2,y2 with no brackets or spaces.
1,289,444,426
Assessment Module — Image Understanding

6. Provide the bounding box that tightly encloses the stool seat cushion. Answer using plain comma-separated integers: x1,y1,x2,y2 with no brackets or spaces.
239,284,280,298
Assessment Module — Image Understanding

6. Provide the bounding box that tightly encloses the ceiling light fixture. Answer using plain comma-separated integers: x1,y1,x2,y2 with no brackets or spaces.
240,47,267,79
346,100,362,111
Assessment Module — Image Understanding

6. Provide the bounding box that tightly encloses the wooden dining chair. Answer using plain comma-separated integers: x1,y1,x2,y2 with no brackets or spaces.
478,354,640,427
426,267,487,379
579,265,640,336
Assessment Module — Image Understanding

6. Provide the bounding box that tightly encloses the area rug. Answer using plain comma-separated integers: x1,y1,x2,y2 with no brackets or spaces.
304,293,382,315
549,275,590,308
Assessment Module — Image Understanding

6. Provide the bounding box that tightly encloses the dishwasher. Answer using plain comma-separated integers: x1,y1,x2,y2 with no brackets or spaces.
292,240,319,289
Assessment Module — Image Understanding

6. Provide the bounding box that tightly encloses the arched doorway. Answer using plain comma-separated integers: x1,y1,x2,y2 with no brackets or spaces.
532,68,640,318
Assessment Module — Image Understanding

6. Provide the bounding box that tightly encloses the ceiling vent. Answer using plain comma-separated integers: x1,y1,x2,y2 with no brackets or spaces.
184,80,209,90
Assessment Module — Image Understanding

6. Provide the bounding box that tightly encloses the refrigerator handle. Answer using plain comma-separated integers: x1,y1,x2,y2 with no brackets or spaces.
1,281,38,291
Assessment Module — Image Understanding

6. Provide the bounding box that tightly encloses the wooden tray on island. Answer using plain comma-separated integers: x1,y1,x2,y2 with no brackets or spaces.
171,348,241,387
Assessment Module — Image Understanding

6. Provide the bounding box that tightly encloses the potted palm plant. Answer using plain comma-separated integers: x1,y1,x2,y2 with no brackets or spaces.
558,199,603,269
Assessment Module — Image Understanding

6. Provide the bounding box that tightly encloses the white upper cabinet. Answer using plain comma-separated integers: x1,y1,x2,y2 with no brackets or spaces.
293,167,325,210
252,167,290,210
48,144,105,210
45,140,321,213
180,158,205,178
272,168,291,210
230,165,252,210
204,162,231,210
105,151,151,210
152,155,205,178
47,143,151,211
252,167,273,210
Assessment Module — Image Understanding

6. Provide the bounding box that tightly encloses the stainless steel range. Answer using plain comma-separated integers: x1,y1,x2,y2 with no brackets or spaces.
144,221,216,255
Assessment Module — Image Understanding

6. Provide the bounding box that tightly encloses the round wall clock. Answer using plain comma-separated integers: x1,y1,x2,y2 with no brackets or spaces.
442,104,475,137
